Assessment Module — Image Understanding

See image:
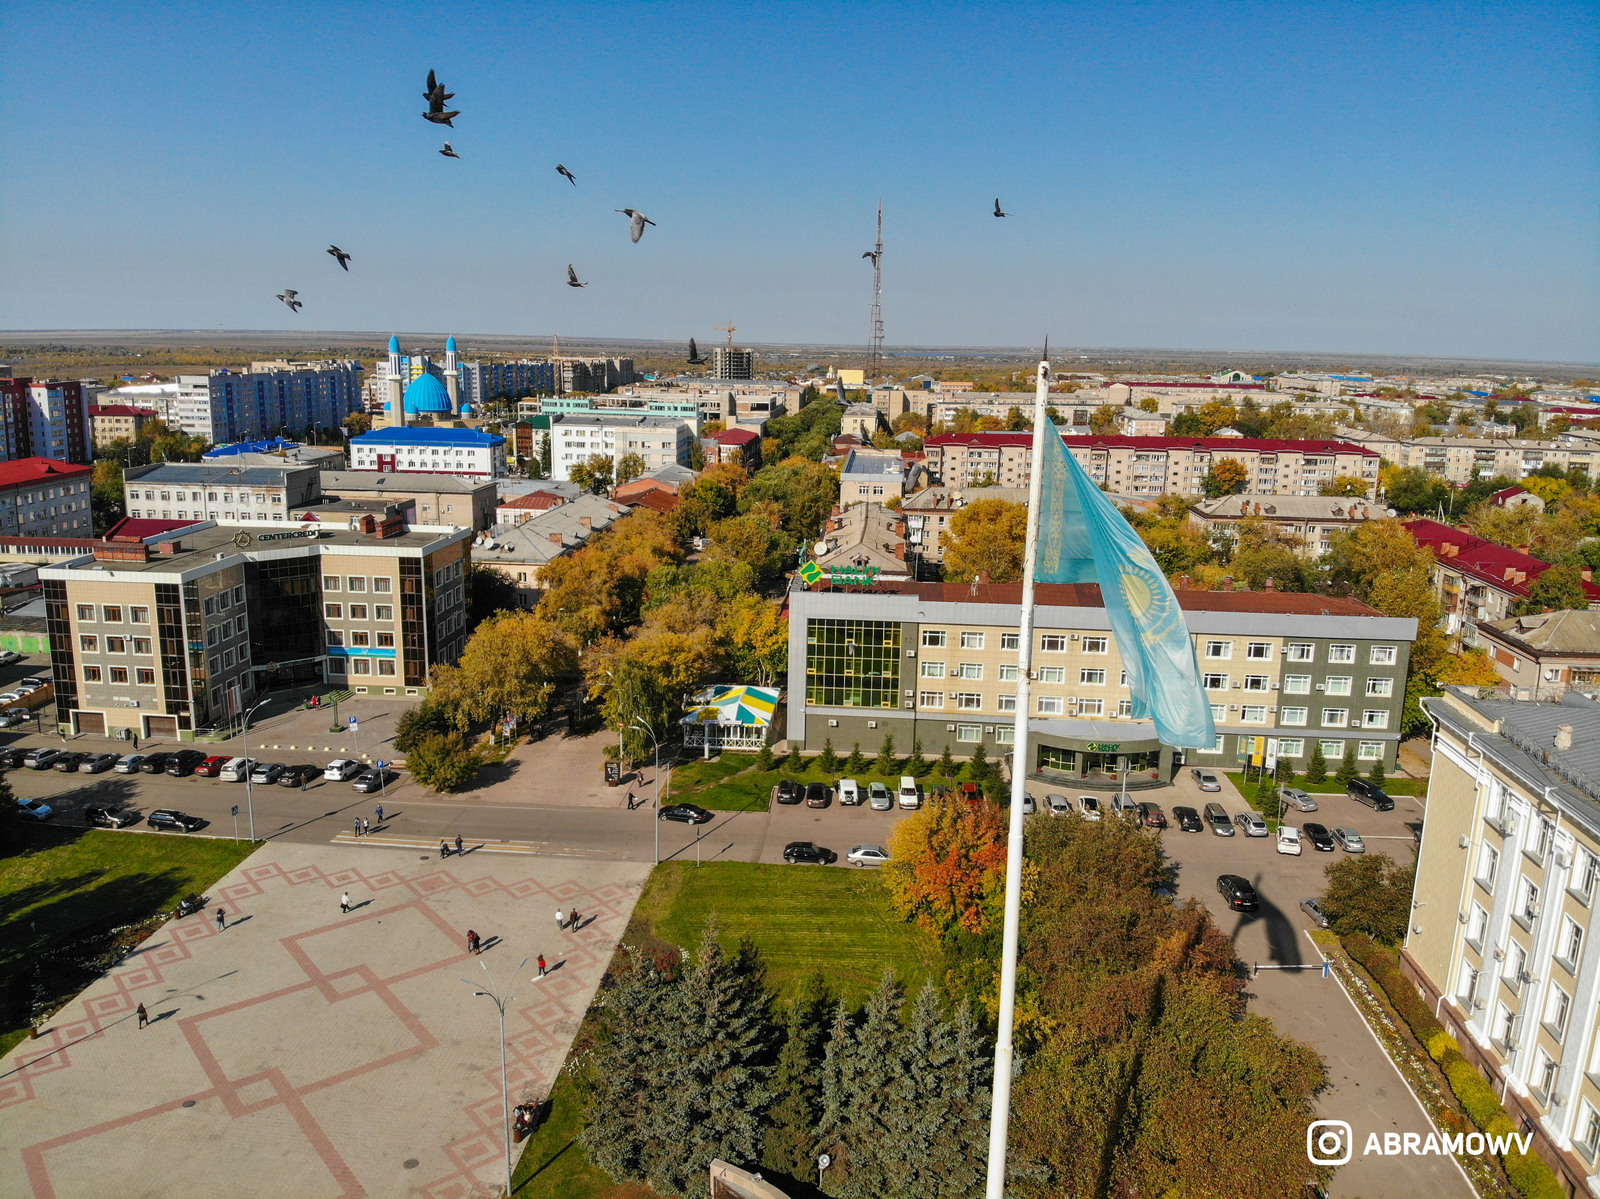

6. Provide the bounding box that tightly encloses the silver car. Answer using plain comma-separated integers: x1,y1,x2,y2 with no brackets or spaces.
1234,811,1269,837
1191,768,1222,792
1300,897,1331,928
867,782,893,811
1280,786,1318,812
1333,827,1366,853
847,844,890,867
1045,793,1072,816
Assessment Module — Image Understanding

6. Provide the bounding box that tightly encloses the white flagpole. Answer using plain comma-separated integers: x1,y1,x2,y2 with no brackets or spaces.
984,346,1052,1199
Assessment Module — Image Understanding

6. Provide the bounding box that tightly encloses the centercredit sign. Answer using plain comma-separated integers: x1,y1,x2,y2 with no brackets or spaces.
232,529,328,548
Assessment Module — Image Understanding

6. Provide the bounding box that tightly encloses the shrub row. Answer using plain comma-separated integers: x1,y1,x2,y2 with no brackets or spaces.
1342,933,1566,1199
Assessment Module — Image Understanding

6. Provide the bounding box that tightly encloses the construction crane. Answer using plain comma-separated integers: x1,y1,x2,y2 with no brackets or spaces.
716,322,738,349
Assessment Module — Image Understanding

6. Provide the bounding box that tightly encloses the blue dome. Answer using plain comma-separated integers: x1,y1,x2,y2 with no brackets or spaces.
445,335,457,353
388,335,400,353
402,372,452,415
459,403,474,415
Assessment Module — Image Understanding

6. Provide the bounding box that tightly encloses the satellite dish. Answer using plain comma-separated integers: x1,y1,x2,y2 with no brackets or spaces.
815,541,829,556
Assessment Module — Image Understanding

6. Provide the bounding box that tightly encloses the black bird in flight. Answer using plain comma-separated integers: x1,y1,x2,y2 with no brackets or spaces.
326,245,351,271
276,289,302,313
440,142,460,158
994,198,1008,218
423,69,459,126
862,249,880,267
566,264,587,288
556,163,576,186
616,208,655,243
687,338,704,365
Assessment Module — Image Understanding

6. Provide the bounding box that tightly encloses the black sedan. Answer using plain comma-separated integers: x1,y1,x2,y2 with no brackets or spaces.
658,802,713,824
1303,822,1336,852
277,764,321,788
775,779,802,805
138,753,174,774
51,752,90,772
85,805,140,828
0,746,27,770
81,753,121,774
1172,805,1203,833
783,841,837,865
147,809,204,832
1217,874,1260,912
165,750,209,776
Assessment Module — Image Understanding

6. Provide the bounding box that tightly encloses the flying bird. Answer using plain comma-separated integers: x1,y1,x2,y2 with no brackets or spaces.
687,338,704,365
566,264,587,288
556,163,576,186
276,290,302,313
994,198,1008,218
325,245,351,271
616,208,655,243
422,69,459,126
440,142,460,158
862,250,880,267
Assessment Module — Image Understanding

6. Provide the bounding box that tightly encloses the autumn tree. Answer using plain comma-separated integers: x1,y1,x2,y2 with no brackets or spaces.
1514,564,1592,615
1439,648,1504,687
884,793,1008,935
1196,399,1239,433
1202,458,1249,498
405,732,482,792
1088,404,1119,435
719,594,788,686
615,451,647,485
742,457,840,542
429,610,576,730
703,511,792,590
1318,475,1370,497
941,496,1027,583
568,453,615,494
1321,853,1415,945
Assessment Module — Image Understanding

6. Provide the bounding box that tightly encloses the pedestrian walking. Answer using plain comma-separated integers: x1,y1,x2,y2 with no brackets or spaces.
440,839,450,858
568,906,579,931
466,929,480,955
215,908,226,931
354,818,363,838
136,1002,148,1029
340,891,351,914
537,953,547,978
554,906,566,932
132,733,140,750
375,804,383,824
362,818,370,837
454,834,463,857
300,774,307,793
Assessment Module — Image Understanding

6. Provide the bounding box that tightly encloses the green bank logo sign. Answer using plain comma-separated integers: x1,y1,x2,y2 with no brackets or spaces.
799,562,880,587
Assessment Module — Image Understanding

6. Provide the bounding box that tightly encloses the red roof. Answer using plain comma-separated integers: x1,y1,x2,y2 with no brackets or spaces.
1490,486,1530,504
1109,381,1268,390
499,492,565,511
0,458,92,489
624,489,680,514
924,432,1378,456
89,404,158,418
1403,518,1600,604
103,517,205,542
714,427,760,446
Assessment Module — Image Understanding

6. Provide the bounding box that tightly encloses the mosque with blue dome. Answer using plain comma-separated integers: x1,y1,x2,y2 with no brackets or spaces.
379,335,476,428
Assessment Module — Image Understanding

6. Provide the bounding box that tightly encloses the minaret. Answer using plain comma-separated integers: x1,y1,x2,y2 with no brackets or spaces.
385,335,405,428
444,335,460,412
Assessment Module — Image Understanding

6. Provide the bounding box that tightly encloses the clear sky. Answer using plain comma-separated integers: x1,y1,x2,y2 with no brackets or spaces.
2,1,1596,363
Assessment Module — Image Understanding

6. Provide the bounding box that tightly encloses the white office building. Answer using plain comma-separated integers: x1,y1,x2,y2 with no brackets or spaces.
549,413,693,482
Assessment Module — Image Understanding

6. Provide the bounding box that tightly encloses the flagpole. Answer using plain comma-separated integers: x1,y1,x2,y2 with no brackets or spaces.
984,345,1052,1199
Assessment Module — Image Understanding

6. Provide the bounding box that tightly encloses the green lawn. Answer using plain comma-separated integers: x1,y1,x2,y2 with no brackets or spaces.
669,750,983,813
0,825,256,1058
1223,771,1427,798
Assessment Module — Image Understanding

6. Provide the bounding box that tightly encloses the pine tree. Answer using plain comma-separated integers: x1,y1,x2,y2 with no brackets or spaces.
1335,745,1360,787
937,745,956,783
906,737,929,778
785,744,805,774
762,972,834,1179
846,741,867,775
1305,742,1327,784
968,743,988,778
1278,761,1297,785
1368,757,1387,787
876,732,898,777
818,738,840,775
818,974,909,1197
755,741,775,772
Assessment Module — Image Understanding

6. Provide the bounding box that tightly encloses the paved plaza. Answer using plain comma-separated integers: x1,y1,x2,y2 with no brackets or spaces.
0,842,649,1199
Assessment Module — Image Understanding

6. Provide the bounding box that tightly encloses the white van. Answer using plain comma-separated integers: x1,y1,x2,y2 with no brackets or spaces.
219,757,255,782
837,779,861,806
898,776,920,809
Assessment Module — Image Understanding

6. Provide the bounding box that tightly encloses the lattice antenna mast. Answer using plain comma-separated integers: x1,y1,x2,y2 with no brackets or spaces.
867,202,884,380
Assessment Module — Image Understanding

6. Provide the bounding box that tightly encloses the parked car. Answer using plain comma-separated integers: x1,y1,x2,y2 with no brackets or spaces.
138,753,174,774
1280,786,1318,813
16,798,54,821
1138,802,1168,829
837,779,861,806
352,768,394,794
805,782,831,809
867,782,893,811
165,750,209,777
1173,805,1203,832
898,776,921,809
0,746,29,769
1111,793,1141,820
958,780,983,804
1303,822,1336,851
219,757,255,782
323,758,363,781
1277,826,1303,855
1046,793,1072,816
1233,811,1269,837
1347,777,1395,811
1300,896,1331,928
1217,874,1260,912
13,681,41,695
277,764,321,788
85,805,139,828
0,692,25,704
80,753,120,774
51,752,90,772
23,748,61,770
847,844,891,867
1203,802,1234,835
1191,768,1222,792
775,779,802,805
1079,795,1103,821
194,755,230,777
147,809,204,832
1333,827,1366,853
659,802,713,824
0,709,29,727
249,761,286,785
1021,794,1036,815
0,649,21,665
783,841,837,865
114,754,147,774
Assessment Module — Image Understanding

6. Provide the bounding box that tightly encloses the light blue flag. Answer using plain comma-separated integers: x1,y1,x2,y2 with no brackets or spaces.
1034,429,1216,749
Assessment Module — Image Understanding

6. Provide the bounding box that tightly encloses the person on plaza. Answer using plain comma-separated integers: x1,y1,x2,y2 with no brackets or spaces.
568,906,579,931
537,953,547,978
300,773,307,793
440,839,450,858
466,929,480,955
554,906,566,932
362,817,370,836
454,834,463,856
375,804,383,824
132,733,139,750
215,908,226,931
136,1002,148,1029
355,818,363,838
340,891,351,914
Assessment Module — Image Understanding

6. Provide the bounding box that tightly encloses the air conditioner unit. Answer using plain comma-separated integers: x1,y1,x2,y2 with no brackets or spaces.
1494,947,1505,961
1231,680,1241,688
1557,851,1573,868
904,689,915,698
1458,911,1469,924
867,720,877,729
1270,681,1279,690
1228,704,1238,711
1315,683,1326,691
1070,633,1079,641
827,719,838,727
905,650,916,658
1529,902,1542,918
1459,834,1471,849
985,726,995,734
903,701,914,710
946,724,956,732
1473,997,1488,1010
1519,969,1535,985
1269,706,1278,713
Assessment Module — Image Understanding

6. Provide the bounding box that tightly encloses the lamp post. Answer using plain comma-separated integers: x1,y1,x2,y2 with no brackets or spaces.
239,697,269,842
631,718,660,865
461,956,530,1199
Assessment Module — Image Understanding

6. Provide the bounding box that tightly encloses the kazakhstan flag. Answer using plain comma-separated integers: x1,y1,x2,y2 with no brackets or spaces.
1035,430,1215,749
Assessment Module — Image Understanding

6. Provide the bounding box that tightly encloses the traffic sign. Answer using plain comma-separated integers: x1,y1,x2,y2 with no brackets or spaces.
231,805,239,817
348,716,358,730
376,760,388,770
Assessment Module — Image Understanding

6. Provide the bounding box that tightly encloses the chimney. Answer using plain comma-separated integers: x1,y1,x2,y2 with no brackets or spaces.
1555,725,1574,751
1583,568,1594,583
549,532,564,545
978,570,991,585
158,540,182,556
579,516,592,530
1178,574,1192,589
1221,575,1234,592
1264,577,1276,592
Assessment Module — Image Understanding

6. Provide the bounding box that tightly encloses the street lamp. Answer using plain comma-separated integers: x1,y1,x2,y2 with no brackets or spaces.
239,697,270,842
631,718,661,865
461,956,531,1199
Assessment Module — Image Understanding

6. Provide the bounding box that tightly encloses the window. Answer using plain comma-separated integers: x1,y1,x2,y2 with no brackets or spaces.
83,665,101,681
1467,902,1489,949
349,604,368,621
1319,739,1346,759
1358,741,1384,760
1078,698,1104,716
1204,640,1233,659
1246,642,1272,660
327,657,346,675
1117,699,1133,717
960,632,985,649
918,691,944,708
76,604,94,621
1037,695,1063,715
1000,633,1020,651
373,577,392,593
1241,705,1267,723
955,692,983,710
997,694,1017,712
1574,852,1600,905
1477,843,1500,891
1544,983,1571,1039
136,668,155,685
921,661,945,678
1080,668,1106,686
324,604,342,619
1519,877,1541,926
1277,738,1304,756
1321,708,1348,727
1203,673,1229,690
1039,634,1067,652
1282,674,1311,694
1081,636,1108,654
1494,1001,1515,1046
1329,643,1356,663
921,629,946,648
1457,961,1481,1005
377,659,397,676
103,605,122,622
1506,940,1527,991
1370,645,1397,665
957,663,983,679
79,635,97,652
131,606,149,623
1210,704,1226,723
1325,676,1353,696
350,631,370,647
377,632,394,648
322,575,340,591
956,724,983,743
1362,710,1389,729
326,630,344,646
233,586,243,603
999,664,1020,682
1243,675,1270,691
1280,706,1308,726
1560,917,1584,972
106,637,125,653
1366,677,1394,697
347,577,367,592
349,658,372,675
994,725,1014,745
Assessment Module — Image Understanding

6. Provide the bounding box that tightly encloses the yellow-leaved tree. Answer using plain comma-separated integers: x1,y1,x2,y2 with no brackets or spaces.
430,610,576,730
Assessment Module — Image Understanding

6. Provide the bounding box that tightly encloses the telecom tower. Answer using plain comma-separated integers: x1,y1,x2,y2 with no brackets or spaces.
867,202,883,380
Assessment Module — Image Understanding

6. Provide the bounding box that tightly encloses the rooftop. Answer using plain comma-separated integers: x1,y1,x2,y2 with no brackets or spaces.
858,578,1388,617
125,462,313,487
1430,688,1600,818
350,427,504,447
0,458,93,488
320,470,494,495
714,427,760,446
841,450,906,477
89,404,158,418
1479,610,1600,656
925,432,1380,456
476,495,628,566
1403,518,1600,605
1190,494,1391,520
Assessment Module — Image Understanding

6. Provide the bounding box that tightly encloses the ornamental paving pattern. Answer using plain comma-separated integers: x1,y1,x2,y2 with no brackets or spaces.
0,842,649,1199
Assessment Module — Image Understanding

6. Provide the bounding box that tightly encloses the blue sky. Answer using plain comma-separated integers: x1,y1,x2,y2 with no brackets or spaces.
2,1,1596,362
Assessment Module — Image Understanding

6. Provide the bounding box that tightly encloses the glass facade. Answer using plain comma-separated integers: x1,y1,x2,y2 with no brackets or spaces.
44,579,76,726
806,619,901,709
245,558,323,680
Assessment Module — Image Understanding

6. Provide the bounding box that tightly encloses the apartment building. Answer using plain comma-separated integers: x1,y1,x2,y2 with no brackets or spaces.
124,464,321,524
0,378,93,464
348,427,508,479
310,471,497,532
548,413,692,483
703,427,762,471
458,358,558,407
474,494,628,607
811,504,914,582
1405,688,1600,1196
173,363,365,444
1188,494,1389,557
900,486,1029,565
1101,381,1270,412
840,450,918,503
1335,432,1600,484
1476,612,1600,701
786,580,1415,776
0,459,94,538
90,404,159,448
39,518,471,737
711,347,754,381
1404,519,1600,639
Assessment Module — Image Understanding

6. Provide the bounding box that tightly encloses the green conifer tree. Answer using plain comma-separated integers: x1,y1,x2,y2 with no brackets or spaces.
846,741,867,775
937,745,957,782
968,743,989,778
1335,745,1360,787
754,741,775,772
785,744,805,774
761,972,834,1179
1305,742,1328,784
1368,757,1387,787
876,732,898,777
818,738,840,775
906,737,929,778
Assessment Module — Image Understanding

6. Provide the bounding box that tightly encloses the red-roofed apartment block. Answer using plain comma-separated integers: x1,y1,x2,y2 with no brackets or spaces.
0,458,95,538
704,426,762,471
90,404,160,448
1403,518,1600,633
